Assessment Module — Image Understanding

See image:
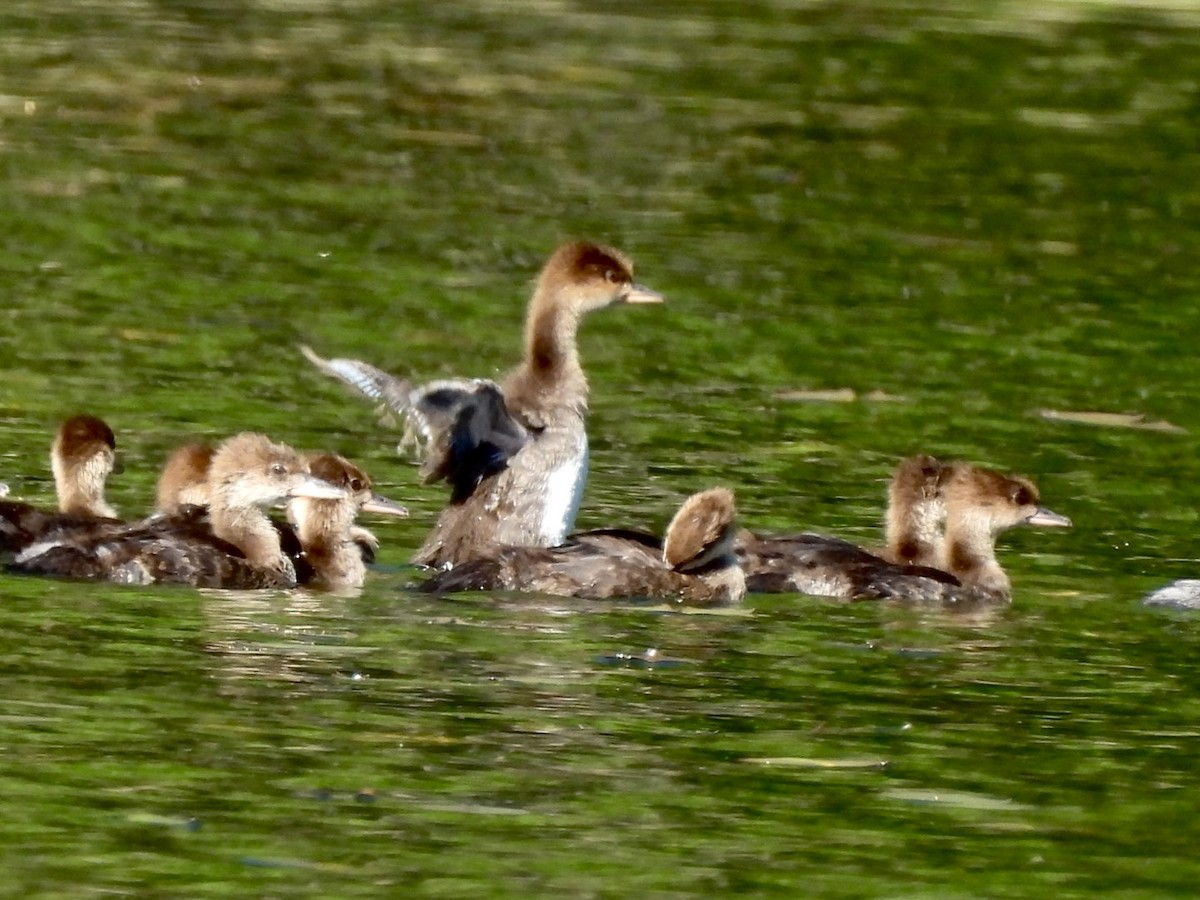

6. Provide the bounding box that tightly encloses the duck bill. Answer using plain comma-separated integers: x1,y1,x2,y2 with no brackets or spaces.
288,475,349,500
621,283,665,305
362,494,409,518
1026,507,1072,528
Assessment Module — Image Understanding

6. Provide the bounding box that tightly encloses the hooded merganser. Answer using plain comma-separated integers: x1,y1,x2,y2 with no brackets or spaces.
302,241,663,569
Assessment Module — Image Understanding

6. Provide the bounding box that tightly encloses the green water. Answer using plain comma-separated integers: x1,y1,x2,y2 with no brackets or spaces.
3,0,1200,895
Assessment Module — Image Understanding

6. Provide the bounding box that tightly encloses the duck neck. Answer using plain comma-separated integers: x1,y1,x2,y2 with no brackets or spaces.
293,498,362,589
514,287,588,415
886,498,943,567
54,460,115,518
210,494,286,572
943,511,1010,596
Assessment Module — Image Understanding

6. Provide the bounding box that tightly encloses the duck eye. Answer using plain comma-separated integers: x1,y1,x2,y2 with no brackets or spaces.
604,269,621,284
1012,488,1032,506
270,463,288,476
349,478,363,491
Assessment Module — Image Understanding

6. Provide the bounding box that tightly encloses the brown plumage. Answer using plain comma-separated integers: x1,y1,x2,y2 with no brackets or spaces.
420,488,744,606
302,241,663,569
155,442,216,514
935,463,1071,598
12,433,347,589
1,415,122,555
288,453,408,592
737,457,1071,605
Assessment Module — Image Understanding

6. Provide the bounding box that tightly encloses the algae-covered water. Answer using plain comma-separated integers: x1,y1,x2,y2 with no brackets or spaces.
3,0,1200,895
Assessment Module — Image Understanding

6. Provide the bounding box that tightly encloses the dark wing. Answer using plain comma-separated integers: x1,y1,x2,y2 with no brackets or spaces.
409,380,529,502
301,345,529,504
739,532,960,601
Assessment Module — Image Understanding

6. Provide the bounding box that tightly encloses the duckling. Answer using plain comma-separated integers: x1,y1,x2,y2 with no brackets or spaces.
1,415,122,555
935,463,1072,598
287,453,408,592
13,433,346,589
421,488,744,605
737,459,1070,604
302,240,663,569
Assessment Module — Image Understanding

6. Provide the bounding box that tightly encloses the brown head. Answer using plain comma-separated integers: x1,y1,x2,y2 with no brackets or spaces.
523,242,663,380
208,433,348,513
663,488,739,569
156,442,216,513
51,414,120,517
304,453,408,519
536,242,664,313
886,454,946,565
942,465,1071,536
662,487,745,602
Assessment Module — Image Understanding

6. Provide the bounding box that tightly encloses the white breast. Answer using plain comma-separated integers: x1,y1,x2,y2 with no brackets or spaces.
538,435,589,545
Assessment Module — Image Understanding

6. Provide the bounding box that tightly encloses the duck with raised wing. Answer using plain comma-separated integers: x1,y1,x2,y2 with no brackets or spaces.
13,433,346,589
421,488,744,605
302,240,663,569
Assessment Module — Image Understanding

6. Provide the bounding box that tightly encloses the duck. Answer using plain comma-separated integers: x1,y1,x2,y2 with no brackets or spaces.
737,458,1071,604
1,414,122,555
286,453,409,591
155,440,391,569
934,462,1072,598
302,240,663,569
12,433,347,589
420,488,744,605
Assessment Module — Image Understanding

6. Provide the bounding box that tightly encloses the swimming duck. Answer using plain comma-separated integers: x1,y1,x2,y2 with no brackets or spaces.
286,453,408,592
302,240,663,569
420,488,744,605
13,433,346,589
935,462,1072,598
737,458,1070,604
1,415,122,555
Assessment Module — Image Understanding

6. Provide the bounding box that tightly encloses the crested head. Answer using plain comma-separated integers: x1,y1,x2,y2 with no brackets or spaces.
51,414,119,517
308,453,372,503
662,487,738,571
209,433,346,511
943,465,1071,534
301,453,408,519
534,241,663,316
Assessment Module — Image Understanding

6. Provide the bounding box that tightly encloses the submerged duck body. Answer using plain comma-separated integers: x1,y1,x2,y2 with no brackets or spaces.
1,415,122,555
303,241,663,569
421,488,744,605
738,457,1071,605
13,433,346,589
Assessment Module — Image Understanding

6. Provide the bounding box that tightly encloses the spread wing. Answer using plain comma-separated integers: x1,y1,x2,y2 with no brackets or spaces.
301,345,529,503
